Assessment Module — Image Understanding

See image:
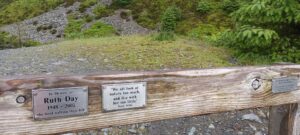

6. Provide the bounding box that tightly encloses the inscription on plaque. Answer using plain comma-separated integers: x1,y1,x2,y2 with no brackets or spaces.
32,87,88,120
102,82,146,111
272,77,299,93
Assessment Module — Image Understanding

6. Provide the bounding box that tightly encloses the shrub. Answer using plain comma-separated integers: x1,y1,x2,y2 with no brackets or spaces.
115,0,132,7
196,1,212,14
79,0,97,13
188,23,220,41
135,10,156,29
82,22,116,37
161,6,182,32
93,5,111,19
155,32,175,41
0,31,40,50
64,18,85,38
120,11,131,21
85,15,94,22
0,0,64,26
221,0,240,13
217,0,300,64
156,6,182,41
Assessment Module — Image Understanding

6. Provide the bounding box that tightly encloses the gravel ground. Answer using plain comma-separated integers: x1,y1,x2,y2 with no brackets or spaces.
0,45,269,135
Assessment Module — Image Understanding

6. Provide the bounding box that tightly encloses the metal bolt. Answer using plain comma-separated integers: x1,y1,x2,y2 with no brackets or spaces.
16,95,26,104
252,79,261,90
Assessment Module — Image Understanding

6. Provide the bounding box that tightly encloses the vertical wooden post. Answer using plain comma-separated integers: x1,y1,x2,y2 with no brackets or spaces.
269,104,300,135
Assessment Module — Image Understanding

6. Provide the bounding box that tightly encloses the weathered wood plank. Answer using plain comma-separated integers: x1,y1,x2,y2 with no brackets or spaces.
0,65,299,135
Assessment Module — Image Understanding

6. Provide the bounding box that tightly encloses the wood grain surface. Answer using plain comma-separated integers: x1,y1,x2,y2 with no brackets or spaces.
0,65,299,135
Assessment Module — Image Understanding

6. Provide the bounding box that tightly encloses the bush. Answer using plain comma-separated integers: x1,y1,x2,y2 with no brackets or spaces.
161,6,182,32
221,0,240,13
0,31,40,50
64,18,85,38
188,23,220,41
217,0,300,63
115,0,132,7
156,6,182,41
155,32,175,41
79,0,97,13
85,15,94,22
135,10,156,29
93,5,111,19
0,0,64,26
196,1,212,14
82,22,116,37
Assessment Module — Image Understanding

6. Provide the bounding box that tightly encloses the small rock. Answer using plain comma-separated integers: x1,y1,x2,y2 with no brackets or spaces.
257,109,267,118
77,58,87,62
128,129,137,134
208,124,215,129
255,131,263,135
237,131,243,135
188,127,196,135
249,124,257,131
242,113,263,123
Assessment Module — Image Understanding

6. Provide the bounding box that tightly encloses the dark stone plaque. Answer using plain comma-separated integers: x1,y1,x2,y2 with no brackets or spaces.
272,77,299,93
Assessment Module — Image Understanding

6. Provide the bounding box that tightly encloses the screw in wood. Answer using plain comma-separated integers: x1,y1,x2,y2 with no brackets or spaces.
16,95,26,104
252,78,261,90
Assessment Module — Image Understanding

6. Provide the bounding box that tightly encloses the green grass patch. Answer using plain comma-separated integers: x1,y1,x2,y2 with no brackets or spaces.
50,35,233,70
0,0,64,26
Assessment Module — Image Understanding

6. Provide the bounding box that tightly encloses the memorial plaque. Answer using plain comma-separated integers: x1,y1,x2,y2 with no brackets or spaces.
102,82,146,111
32,87,88,120
272,77,299,93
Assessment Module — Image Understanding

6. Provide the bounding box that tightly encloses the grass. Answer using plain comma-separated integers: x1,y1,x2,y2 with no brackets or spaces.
47,35,233,70
0,0,64,26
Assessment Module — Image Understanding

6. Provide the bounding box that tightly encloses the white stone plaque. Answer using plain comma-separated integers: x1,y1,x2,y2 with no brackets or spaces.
102,82,147,111
272,77,299,93
32,87,88,120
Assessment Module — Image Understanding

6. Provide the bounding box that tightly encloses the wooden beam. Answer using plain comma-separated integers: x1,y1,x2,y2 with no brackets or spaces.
269,103,300,135
0,65,299,135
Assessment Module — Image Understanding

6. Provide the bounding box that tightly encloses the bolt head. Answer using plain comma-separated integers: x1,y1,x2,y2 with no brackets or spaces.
16,95,26,104
252,79,261,90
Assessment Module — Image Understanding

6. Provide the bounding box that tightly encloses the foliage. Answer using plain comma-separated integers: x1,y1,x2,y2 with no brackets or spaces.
82,22,116,37
0,0,13,9
155,32,175,41
115,0,132,7
0,32,39,50
161,6,182,32
0,0,64,26
217,0,300,64
79,0,97,12
93,5,111,19
84,15,94,22
65,15,116,39
188,23,221,41
156,6,181,41
196,0,212,14
221,0,240,13
64,18,85,39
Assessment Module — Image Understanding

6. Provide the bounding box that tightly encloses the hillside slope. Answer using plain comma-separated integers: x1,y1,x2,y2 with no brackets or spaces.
0,36,233,76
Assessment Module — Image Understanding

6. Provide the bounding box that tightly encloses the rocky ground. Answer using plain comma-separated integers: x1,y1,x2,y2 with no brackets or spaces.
0,1,151,44
0,44,268,135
